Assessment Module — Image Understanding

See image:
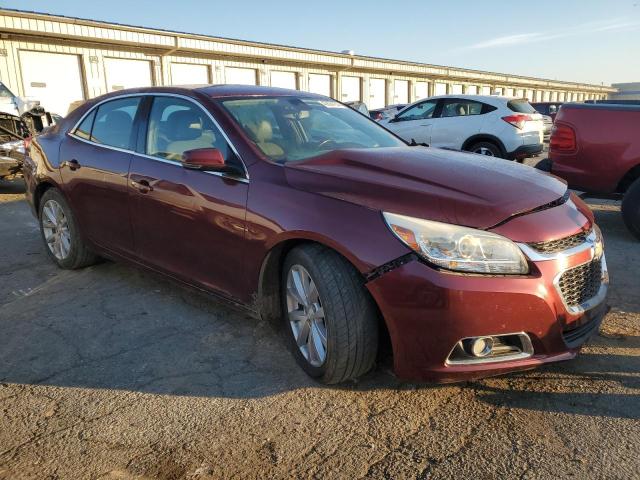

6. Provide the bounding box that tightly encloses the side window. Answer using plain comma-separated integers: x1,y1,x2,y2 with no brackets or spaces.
0,83,15,99
395,100,437,122
440,100,486,118
146,96,233,164
74,109,96,140
91,97,141,150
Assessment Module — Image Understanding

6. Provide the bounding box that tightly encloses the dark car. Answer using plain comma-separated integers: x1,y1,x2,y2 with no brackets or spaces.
23,85,608,384
531,102,564,121
370,104,406,122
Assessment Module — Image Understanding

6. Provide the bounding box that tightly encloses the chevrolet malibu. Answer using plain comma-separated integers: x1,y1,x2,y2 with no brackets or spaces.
23,86,608,384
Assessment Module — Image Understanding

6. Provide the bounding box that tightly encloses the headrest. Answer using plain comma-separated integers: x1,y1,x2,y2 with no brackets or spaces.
105,110,132,129
166,110,202,141
254,120,273,142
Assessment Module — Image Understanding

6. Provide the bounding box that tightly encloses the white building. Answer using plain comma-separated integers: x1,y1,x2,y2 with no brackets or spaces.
0,9,615,115
610,83,640,101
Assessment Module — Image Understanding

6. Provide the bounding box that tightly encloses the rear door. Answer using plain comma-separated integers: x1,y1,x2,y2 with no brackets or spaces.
128,95,250,300
385,99,438,144
430,98,488,149
60,96,143,256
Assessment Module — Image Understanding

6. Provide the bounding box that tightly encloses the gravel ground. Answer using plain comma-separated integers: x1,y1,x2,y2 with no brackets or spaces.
0,174,638,480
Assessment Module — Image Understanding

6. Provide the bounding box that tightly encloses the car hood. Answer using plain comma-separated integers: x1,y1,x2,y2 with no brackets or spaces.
284,147,567,230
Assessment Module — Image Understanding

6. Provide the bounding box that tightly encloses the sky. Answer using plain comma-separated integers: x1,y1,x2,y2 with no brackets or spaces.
3,0,639,85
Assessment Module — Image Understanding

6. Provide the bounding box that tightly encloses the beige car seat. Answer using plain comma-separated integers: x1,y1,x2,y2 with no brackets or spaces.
246,120,284,158
163,110,216,161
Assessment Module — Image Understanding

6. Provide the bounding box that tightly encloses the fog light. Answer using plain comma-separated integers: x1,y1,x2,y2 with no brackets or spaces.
463,336,494,357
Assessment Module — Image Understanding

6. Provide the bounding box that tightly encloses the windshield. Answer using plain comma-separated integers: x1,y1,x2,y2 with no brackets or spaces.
220,96,405,162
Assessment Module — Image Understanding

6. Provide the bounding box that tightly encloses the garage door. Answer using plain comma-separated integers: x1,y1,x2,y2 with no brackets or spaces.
369,78,386,109
393,80,409,104
225,67,257,85
308,74,331,97
19,51,84,116
434,83,447,95
466,85,478,95
170,63,209,85
104,58,152,92
271,71,297,89
341,76,361,102
481,86,491,95
415,81,429,100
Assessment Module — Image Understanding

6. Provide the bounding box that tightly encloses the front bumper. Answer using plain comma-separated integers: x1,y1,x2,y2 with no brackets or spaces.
366,246,608,383
0,155,21,178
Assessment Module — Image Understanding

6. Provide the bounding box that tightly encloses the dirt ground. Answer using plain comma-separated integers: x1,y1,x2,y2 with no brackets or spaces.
0,174,638,480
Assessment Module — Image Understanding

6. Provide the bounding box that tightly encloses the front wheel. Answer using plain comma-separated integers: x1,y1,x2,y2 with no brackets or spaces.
281,244,379,384
38,188,99,269
467,141,503,158
622,178,640,241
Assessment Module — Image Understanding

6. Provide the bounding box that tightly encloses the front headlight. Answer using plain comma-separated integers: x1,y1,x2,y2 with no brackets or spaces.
383,212,529,274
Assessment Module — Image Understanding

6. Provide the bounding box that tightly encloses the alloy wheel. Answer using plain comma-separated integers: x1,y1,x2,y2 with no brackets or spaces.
286,264,328,367
474,147,495,156
41,199,71,260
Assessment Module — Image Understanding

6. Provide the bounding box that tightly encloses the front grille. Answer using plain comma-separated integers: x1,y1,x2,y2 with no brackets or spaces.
558,259,602,308
529,229,591,254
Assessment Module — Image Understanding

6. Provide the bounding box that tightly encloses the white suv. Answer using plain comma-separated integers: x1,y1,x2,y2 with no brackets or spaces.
381,95,544,160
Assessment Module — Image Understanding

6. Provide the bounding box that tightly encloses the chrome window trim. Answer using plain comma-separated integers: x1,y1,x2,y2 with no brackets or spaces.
553,254,609,316
67,92,250,181
445,332,534,366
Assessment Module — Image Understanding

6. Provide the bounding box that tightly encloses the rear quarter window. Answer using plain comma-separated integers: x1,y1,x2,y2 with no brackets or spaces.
508,100,537,113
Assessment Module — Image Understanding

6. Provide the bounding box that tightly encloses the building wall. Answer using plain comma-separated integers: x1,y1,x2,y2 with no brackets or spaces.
0,9,615,115
610,82,640,100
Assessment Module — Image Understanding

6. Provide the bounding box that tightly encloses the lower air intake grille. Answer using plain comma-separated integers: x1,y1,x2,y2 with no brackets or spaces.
558,259,602,308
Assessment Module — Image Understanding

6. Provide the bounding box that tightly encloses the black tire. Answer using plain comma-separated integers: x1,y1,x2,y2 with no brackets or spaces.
622,178,640,241
38,188,99,269
466,141,504,159
281,244,378,384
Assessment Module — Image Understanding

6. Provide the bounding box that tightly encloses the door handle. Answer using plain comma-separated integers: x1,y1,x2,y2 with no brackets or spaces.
131,179,153,193
61,159,81,171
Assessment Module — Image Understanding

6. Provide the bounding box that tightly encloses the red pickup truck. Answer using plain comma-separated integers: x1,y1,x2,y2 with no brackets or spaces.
547,103,640,240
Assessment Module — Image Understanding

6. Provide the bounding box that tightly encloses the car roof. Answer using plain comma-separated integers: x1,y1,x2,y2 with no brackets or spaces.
195,84,324,99
425,94,512,102
84,84,327,103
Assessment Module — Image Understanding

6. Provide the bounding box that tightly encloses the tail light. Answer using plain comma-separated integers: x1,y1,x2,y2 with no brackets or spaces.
23,135,32,153
373,112,383,121
549,123,576,152
501,114,532,130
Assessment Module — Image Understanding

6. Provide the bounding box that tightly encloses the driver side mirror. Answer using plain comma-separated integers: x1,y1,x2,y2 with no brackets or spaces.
182,148,226,171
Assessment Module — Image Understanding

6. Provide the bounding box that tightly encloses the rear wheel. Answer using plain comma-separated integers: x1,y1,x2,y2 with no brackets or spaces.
467,141,503,158
38,188,99,269
622,178,640,241
281,244,378,384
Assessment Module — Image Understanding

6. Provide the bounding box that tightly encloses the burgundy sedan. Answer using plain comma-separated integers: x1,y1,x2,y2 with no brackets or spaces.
23,85,608,384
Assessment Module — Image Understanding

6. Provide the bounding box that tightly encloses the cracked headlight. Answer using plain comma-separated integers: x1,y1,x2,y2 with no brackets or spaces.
383,212,529,274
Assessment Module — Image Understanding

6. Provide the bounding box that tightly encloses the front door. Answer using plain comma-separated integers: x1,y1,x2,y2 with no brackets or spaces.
60,96,143,256
128,95,249,301
386,99,437,145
